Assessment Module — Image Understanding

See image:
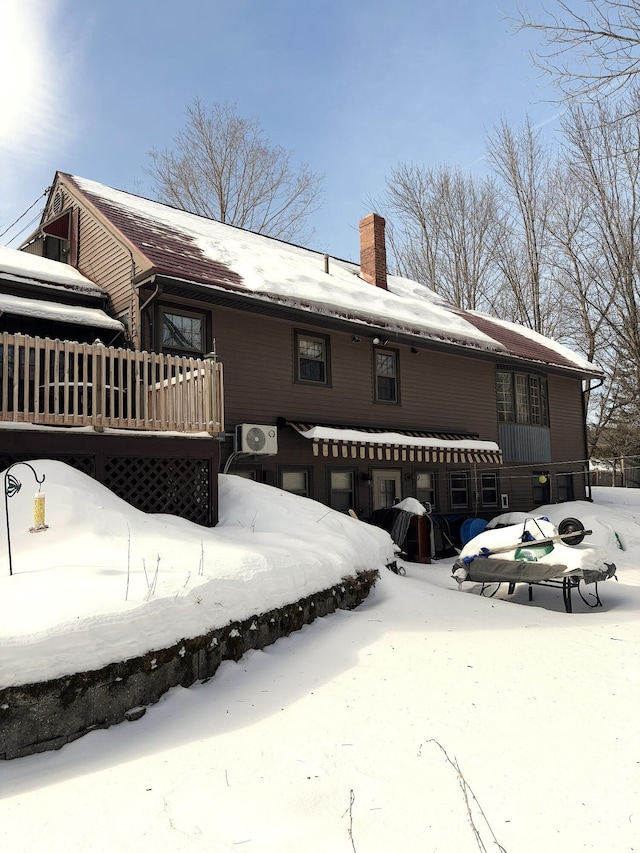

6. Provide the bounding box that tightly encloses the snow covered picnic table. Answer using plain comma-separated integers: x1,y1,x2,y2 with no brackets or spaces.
452,516,617,612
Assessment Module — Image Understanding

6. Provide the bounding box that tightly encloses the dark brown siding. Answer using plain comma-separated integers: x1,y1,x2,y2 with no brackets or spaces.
212,308,589,518
76,207,134,324
211,307,500,438
207,307,511,518
549,375,586,463
46,182,590,523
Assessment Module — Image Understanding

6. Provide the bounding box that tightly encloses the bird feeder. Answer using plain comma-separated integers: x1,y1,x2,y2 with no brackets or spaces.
31,490,48,532
4,462,48,576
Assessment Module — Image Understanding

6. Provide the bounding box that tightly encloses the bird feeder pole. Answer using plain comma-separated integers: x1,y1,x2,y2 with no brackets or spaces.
4,462,46,577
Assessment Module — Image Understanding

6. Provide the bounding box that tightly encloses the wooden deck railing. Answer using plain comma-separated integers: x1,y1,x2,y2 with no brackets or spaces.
0,333,224,434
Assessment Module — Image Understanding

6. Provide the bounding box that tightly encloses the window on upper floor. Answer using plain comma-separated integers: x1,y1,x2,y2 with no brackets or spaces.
374,347,399,403
161,309,205,356
294,330,331,385
497,369,549,426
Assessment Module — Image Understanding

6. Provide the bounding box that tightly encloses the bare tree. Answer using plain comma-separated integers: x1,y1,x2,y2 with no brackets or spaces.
547,165,616,369
378,163,504,311
144,99,323,244
513,1,640,107
560,95,640,430
486,117,560,336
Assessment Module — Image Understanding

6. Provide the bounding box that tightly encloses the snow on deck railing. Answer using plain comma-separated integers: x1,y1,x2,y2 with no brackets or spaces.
0,333,224,434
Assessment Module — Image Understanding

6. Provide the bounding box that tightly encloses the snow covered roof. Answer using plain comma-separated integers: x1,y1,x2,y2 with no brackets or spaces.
0,292,124,331
59,173,601,377
0,245,105,297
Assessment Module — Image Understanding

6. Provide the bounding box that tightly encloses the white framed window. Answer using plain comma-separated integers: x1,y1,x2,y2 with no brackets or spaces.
280,468,310,497
497,369,549,426
329,470,355,513
416,471,437,509
372,469,402,510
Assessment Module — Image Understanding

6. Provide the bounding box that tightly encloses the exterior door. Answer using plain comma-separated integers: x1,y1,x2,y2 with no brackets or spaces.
372,469,402,510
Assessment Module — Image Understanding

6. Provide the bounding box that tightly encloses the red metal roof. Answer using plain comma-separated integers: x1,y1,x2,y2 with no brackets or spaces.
64,174,244,291
458,311,586,373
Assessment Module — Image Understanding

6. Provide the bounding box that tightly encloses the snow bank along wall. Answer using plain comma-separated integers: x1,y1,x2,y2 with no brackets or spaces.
0,570,378,760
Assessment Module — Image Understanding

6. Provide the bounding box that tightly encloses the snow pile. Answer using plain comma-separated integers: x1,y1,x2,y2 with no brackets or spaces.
0,465,638,853
392,496,426,515
0,461,395,687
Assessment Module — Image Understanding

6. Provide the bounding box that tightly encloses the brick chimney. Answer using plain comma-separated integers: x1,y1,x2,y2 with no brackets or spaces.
359,213,387,290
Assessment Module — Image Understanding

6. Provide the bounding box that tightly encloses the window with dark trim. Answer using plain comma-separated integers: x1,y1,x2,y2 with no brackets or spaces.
374,347,399,403
480,472,498,507
295,331,330,385
161,309,205,355
329,470,355,513
232,466,262,482
532,471,550,505
557,473,574,502
280,468,311,497
497,370,549,426
415,470,437,509
449,471,470,509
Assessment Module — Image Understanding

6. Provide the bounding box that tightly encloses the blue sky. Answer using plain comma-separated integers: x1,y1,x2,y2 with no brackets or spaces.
0,0,557,261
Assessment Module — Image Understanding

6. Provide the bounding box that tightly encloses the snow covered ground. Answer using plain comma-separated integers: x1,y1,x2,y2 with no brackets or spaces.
0,460,638,852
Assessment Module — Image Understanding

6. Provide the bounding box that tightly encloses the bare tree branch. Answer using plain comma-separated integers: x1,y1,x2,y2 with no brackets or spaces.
144,100,324,244
375,164,504,312
512,1,640,106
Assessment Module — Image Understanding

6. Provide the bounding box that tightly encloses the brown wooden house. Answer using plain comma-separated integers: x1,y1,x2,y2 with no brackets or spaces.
0,245,223,526
15,172,602,541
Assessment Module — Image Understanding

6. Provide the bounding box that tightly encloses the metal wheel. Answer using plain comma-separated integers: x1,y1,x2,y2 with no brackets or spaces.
558,517,586,546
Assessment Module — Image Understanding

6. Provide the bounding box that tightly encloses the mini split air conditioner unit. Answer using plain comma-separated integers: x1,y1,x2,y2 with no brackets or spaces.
235,423,278,455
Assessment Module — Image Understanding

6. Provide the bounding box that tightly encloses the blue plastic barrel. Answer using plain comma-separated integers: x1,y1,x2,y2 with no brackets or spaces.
460,517,488,545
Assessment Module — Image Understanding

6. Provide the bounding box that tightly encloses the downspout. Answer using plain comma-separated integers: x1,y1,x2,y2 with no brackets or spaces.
138,279,160,351
582,377,603,501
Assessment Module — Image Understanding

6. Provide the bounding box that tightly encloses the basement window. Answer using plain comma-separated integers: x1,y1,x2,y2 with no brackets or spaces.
480,473,499,507
449,471,470,509
280,468,311,497
329,470,355,513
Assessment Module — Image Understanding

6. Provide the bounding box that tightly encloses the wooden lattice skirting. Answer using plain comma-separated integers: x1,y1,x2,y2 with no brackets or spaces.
0,428,220,526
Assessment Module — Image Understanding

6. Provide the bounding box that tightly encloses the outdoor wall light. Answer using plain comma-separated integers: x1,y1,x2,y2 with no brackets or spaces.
372,337,388,346
352,335,361,343
411,347,419,354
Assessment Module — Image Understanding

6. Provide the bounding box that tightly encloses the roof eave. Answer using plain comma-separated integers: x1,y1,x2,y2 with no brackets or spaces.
149,273,598,377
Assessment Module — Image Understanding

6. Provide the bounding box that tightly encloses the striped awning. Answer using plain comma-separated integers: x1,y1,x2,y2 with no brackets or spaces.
287,422,503,465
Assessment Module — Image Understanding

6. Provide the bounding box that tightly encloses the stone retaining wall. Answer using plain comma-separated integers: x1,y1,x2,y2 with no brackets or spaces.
0,570,378,760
